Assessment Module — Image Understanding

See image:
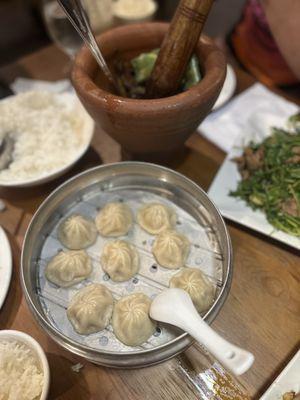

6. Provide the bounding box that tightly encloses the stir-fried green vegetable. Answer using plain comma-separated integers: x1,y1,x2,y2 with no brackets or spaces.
230,113,300,237
288,113,300,133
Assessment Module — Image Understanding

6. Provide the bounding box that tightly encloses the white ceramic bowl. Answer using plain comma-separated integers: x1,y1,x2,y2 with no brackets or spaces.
0,93,94,188
0,226,12,310
212,64,237,111
0,330,50,400
113,0,157,24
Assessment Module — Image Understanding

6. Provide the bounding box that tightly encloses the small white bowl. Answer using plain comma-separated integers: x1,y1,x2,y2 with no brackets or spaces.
212,64,237,111
113,0,157,24
0,330,50,400
0,93,94,188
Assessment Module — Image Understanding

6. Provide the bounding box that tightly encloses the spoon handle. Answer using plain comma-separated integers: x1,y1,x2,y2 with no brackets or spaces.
184,309,254,376
150,289,254,376
57,0,117,89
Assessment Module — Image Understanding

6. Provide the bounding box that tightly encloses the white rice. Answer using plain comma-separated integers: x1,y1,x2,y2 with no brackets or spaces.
0,91,91,182
0,339,44,400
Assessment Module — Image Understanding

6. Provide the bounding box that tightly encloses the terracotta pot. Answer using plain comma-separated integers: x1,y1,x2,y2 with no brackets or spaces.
72,22,226,163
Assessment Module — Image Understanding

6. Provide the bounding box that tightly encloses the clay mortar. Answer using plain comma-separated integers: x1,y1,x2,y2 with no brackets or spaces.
72,22,226,163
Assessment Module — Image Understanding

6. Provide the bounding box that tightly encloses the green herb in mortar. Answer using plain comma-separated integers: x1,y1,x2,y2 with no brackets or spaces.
115,49,202,98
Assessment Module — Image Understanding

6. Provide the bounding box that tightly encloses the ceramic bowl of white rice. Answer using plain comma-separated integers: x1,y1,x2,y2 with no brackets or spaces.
0,91,94,187
0,330,50,400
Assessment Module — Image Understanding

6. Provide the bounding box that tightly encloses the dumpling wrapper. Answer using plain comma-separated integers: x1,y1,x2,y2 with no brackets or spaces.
169,268,215,313
95,202,133,237
152,229,190,269
101,240,139,282
112,293,156,347
137,202,176,235
67,283,114,335
58,214,97,250
45,250,92,287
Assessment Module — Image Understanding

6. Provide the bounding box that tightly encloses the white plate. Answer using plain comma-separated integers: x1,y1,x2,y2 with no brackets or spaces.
260,349,300,400
0,226,12,310
212,64,237,111
0,93,94,188
208,112,300,250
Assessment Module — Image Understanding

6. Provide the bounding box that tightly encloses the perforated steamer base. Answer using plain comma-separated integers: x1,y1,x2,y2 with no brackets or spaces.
21,162,232,368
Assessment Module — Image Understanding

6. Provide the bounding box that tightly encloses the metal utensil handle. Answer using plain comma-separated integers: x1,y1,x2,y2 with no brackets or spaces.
57,0,117,89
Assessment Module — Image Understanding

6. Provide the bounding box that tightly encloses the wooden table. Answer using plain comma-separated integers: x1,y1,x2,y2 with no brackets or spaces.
0,45,299,400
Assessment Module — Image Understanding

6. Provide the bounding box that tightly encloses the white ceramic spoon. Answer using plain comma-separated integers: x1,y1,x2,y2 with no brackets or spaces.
150,288,254,376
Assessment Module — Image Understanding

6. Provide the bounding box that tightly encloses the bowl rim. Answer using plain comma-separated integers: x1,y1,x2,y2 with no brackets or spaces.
0,329,50,399
72,22,227,113
0,226,13,310
21,161,233,366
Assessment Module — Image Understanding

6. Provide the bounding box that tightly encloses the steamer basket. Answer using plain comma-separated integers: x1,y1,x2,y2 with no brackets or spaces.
21,162,232,368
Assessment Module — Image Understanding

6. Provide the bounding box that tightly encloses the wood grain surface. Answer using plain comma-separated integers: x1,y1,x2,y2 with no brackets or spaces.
0,45,299,399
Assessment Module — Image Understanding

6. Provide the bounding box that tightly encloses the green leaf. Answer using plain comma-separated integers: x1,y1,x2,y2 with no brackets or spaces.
130,49,202,89
182,55,202,90
131,49,159,84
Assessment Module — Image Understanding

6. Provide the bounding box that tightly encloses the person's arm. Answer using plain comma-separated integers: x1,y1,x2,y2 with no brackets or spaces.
261,0,300,80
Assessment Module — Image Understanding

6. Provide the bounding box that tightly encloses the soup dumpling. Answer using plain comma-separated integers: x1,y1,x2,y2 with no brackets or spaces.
67,283,114,335
112,293,156,346
58,214,97,250
169,268,215,313
101,240,139,282
137,202,176,235
96,202,133,237
152,229,190,269
45,250,92,287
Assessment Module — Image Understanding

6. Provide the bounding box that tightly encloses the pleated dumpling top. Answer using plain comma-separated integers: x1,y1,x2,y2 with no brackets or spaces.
96,202,133,237
58,214,97,250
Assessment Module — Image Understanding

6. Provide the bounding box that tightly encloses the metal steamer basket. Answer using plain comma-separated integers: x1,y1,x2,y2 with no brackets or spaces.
21,162,233,368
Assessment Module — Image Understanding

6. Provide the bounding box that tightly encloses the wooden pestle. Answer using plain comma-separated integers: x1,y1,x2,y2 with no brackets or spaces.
147,0,214,98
